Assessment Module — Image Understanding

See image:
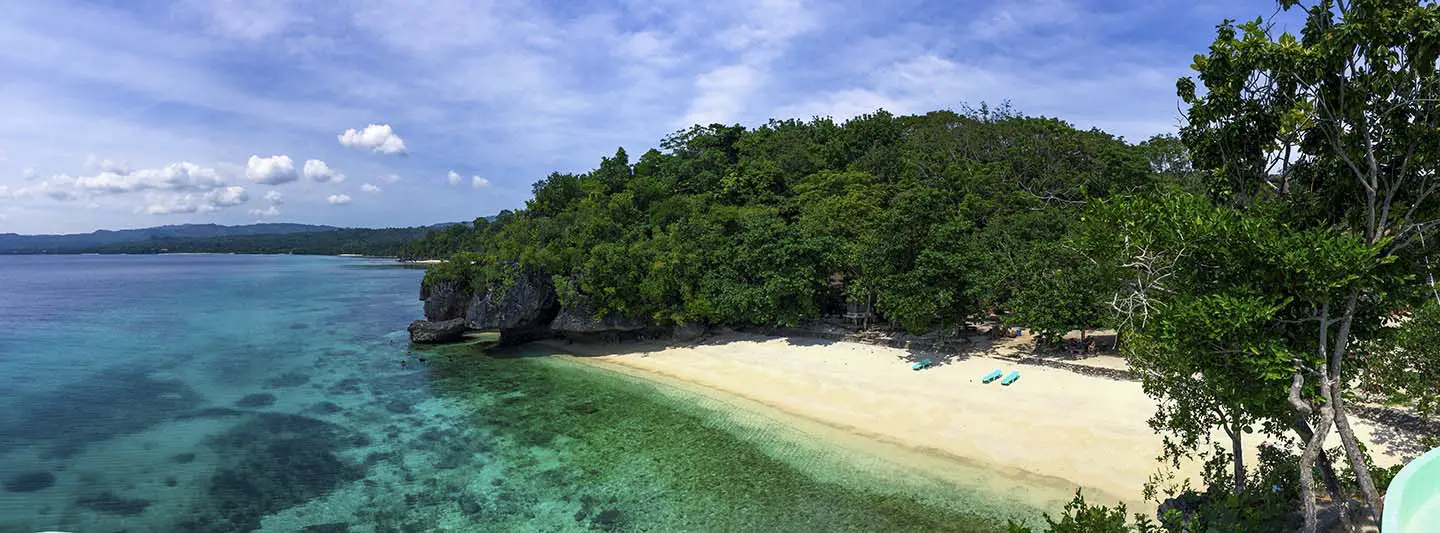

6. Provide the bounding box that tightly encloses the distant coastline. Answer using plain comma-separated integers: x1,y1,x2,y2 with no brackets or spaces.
0,222,461,257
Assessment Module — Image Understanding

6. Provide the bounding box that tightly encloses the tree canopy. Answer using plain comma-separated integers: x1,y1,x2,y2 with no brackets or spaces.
416,108,1163,337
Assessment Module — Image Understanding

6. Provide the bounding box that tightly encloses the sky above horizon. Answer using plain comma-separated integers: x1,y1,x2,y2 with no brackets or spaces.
1,0,1291,235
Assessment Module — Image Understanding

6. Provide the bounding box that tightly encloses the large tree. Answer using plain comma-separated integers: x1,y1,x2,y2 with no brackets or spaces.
1146,0,1440,529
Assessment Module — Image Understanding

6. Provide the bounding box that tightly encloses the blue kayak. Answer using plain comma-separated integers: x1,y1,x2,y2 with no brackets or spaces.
1001,370,1021,386
912,358,935,370
981,369,1003,383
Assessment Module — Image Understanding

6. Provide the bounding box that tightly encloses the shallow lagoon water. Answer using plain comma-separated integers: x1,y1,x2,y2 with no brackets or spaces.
0,255,1038,531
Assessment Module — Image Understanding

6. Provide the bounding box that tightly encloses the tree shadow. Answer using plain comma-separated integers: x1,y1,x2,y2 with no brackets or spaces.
1367,423,1432,462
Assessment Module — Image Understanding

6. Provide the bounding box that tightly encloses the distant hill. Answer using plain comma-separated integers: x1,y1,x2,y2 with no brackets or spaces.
72,227,438,256
0,223,340,253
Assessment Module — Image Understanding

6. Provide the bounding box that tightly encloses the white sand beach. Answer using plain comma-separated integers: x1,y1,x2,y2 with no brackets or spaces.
536,332,1420,512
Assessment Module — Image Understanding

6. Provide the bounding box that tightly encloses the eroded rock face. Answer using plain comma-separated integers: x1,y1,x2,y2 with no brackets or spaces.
551,299,648,334
421,281,469,322
408,318,467,344
465,267,559,336
673,321,708,342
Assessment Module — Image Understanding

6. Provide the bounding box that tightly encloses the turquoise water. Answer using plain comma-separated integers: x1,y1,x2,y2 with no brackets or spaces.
0,255,1035,532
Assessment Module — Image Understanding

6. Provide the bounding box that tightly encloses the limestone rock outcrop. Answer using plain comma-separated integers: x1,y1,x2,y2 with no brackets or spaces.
407,318,466,344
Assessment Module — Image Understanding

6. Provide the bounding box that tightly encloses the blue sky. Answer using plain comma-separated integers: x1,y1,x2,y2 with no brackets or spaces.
0,0,1287,234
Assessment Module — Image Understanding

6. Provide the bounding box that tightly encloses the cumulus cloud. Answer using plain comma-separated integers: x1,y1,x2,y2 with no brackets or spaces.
327,193,352,205
249,205,281,217
142,186,249,215
445,170,489,188
337,124,407,155
303,159,344,183
68,162,226,193
208,185,248,206
9,179,85,202
379,173,401,184
245,155,299,184
21,167,37,181
264,190,284,203
360,183,382,193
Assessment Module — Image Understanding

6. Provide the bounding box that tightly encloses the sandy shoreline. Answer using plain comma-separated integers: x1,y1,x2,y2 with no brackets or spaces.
533,332,1419,513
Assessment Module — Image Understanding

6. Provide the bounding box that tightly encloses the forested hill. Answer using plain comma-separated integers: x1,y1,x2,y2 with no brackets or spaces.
35,226,441,256
416,106,1202,337
415,5,1440,530
1,223,466,256
0,223,338,253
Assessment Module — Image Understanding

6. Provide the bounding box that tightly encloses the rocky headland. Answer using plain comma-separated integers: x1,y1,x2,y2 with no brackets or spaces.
408,267,696,345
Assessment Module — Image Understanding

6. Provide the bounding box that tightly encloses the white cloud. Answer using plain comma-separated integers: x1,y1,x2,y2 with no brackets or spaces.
681,64,762,127
142,186,249,215
303,159,344,183
616,30,679,68
7,179,88,202
0,0,1198,234
249,204,281,217
245,155,298,184
337,124,407,155
445,170,488,188
84,155,130,174
67,162,225,194
264,189,284,203
360,183,382,193
327,193,352,205
379,173,401,184
21,167,37,181
208,185,248,206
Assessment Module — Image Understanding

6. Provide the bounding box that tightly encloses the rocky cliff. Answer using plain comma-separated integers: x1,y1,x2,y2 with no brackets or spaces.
420,281,468,322
467,267,561,345
550,298,650,342
411,266,699,345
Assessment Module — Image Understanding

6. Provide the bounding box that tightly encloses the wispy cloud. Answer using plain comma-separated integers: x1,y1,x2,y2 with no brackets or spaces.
0,0,1265,233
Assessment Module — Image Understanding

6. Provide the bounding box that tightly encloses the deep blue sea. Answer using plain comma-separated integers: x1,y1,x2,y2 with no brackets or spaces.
0,255,1032,532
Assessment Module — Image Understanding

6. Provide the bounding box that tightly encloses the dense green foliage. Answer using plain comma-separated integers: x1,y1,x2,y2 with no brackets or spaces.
1006,490,1157,533
420,107,1163,336
399,217,496,260
1098,0,1440,528
1361,300,1440,421
58,227,434,256
409,2,1440,530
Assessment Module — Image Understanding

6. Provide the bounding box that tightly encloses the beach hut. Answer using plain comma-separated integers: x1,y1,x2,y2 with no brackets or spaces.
845,296,874,328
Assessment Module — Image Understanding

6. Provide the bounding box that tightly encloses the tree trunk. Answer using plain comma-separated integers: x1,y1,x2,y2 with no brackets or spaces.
1300,397,1337,533
1294,417,1352,530
1331,384,1383,525
1326,293,1382,524
1230,426,1246,494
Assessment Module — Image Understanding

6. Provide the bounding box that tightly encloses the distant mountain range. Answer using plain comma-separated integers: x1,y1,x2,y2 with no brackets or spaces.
0,222,457,254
